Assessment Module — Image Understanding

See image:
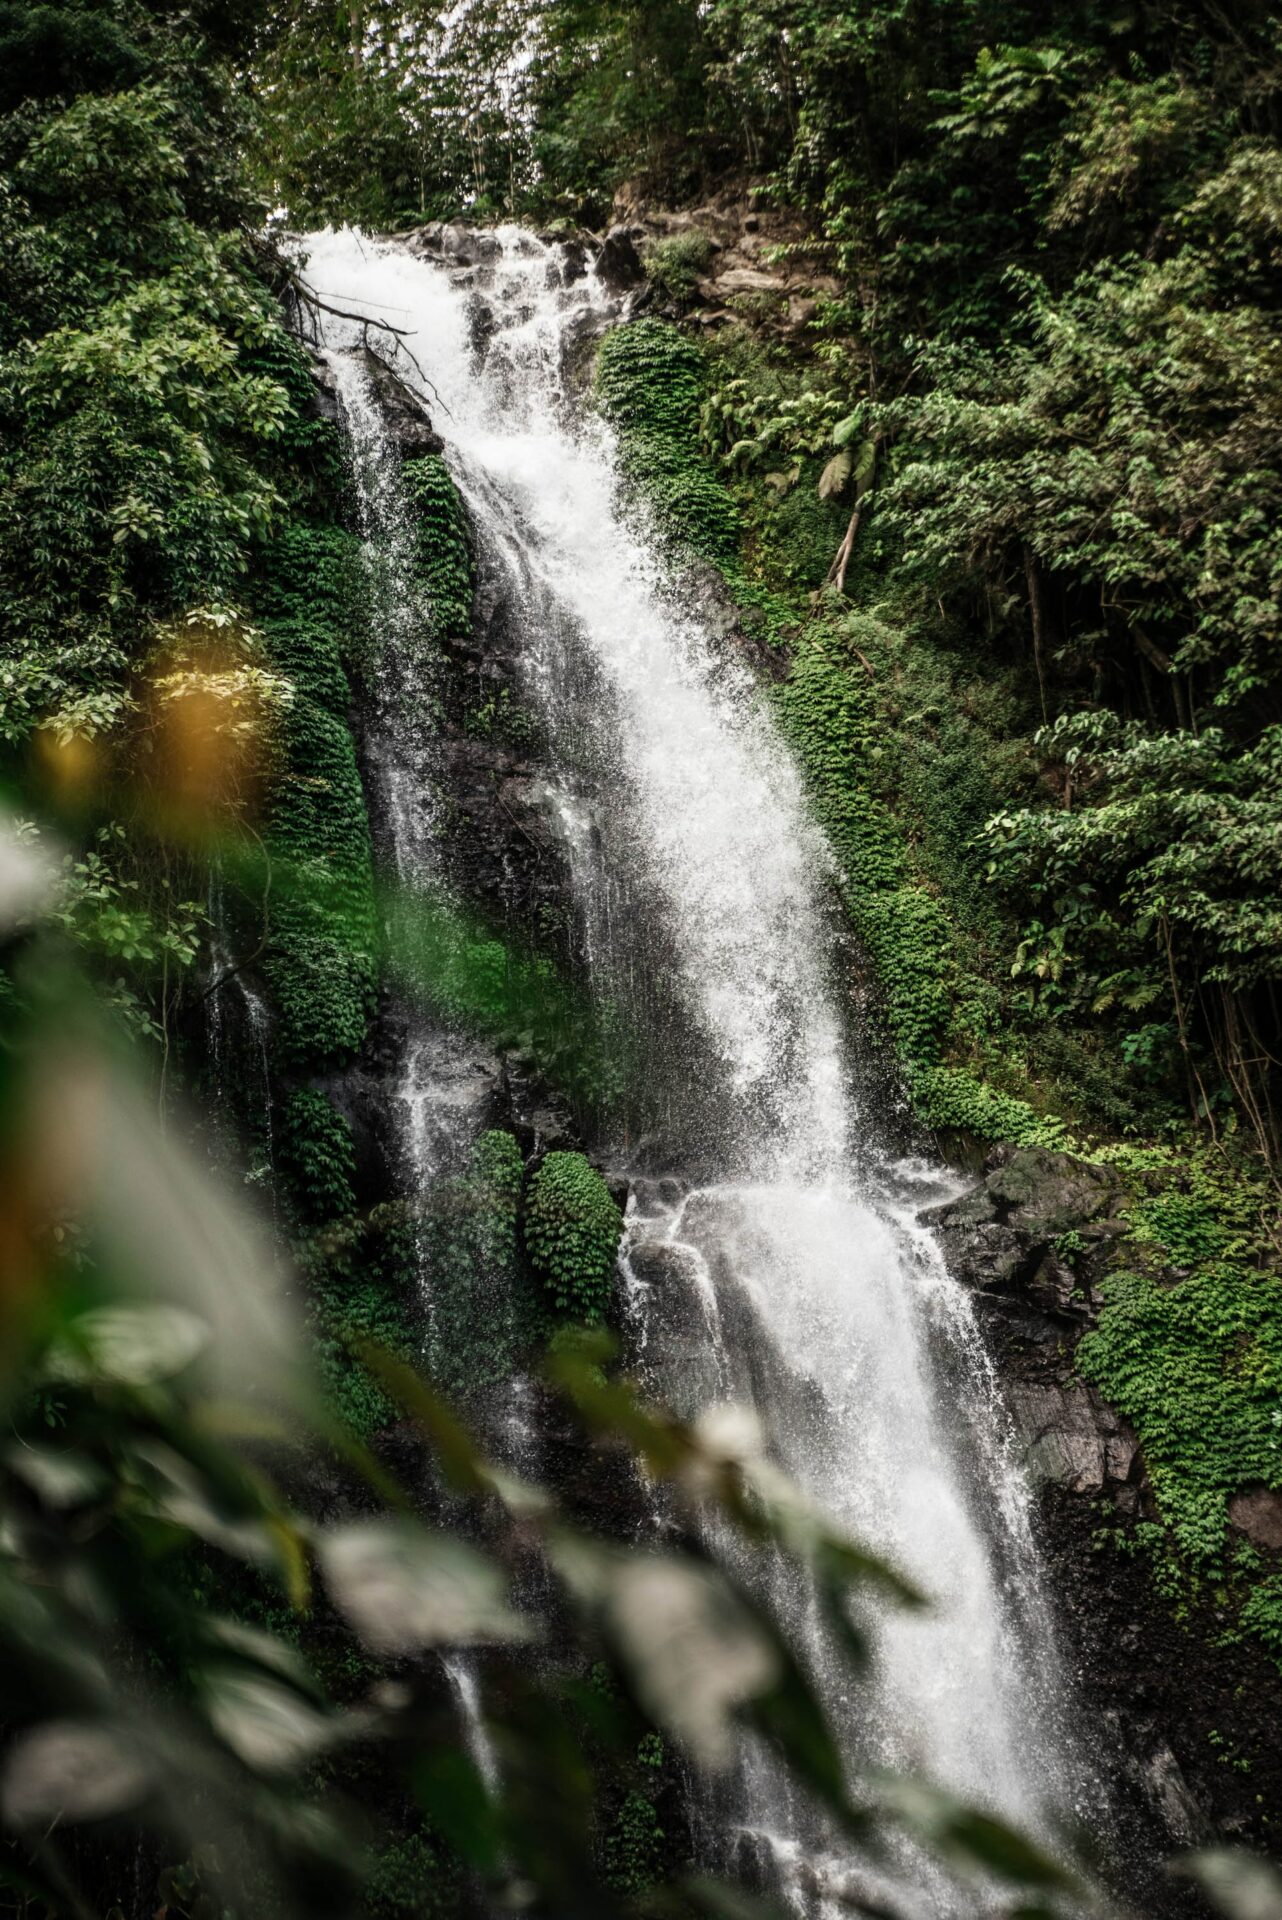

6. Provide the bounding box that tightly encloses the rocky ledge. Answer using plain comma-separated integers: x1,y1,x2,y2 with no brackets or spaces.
924,1145,1143,1506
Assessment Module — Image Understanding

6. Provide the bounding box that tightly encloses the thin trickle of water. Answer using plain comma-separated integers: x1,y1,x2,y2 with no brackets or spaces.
442,1653,502,1799
326,345,493,1346
302,225,1087,1914
206,872,276,1209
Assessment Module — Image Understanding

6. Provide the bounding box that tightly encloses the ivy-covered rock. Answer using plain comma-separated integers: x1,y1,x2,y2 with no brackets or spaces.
256,533,379,1069
279,1087,359,1225
524,1151,622,1323
595,321,739,560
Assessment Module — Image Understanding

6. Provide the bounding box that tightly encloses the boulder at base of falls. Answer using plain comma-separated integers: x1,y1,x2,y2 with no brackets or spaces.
403,220,502,268
1006,1380,1139,1496
922,1142,1125,1326
922,1143,1139,1498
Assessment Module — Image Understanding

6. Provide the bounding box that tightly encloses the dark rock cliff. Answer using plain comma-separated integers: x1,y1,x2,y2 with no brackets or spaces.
926,1146,1282,1900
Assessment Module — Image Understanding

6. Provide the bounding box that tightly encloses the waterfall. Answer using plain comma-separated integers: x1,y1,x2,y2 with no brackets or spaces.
301,225,1086,1914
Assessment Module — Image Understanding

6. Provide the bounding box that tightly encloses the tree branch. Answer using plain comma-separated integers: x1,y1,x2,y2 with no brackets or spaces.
288,273,452,419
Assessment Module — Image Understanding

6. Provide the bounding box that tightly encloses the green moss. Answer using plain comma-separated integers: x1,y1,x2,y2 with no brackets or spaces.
603,1786,664,1896
279,1088,358,1224
362,1827,461,1920
389,893,630,1127
524,1152,622,1323
772,615,1068,1145
401,454,474,640
254,528,378,1070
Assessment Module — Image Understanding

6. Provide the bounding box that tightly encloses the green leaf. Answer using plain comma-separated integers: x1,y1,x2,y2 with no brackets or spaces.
318,1519,533,1655
46,1305,209,1385
818,448,852,500
1174,1850,1282,1920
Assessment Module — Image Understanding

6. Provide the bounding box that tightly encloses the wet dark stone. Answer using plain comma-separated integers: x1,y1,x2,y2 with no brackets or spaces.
674,558,788,682
596,223,645,290
404,219,502,267
307,349,340,423
1229,1484,1282,1550
560,238,590,283
923,1144,1124,1319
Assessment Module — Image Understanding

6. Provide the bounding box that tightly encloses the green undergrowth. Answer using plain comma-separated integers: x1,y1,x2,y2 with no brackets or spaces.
363,1827,462,1920
387,888,632,1129
254,516,378,1068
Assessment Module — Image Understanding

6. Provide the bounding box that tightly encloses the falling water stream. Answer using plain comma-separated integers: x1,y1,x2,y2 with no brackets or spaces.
303,225,1084,1916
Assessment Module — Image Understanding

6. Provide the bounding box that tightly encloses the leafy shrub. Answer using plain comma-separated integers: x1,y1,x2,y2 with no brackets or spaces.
603,1786,665,1894
279,1088,358,1225
643,228,714,301
402,454,474,640
1078,1150,1282,1619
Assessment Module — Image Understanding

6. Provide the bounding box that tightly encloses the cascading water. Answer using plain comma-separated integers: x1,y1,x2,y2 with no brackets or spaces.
325,328,507,1375
302,224,1088,1914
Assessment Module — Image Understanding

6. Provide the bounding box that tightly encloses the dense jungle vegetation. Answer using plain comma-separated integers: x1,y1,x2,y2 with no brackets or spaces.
1,0,1282,1915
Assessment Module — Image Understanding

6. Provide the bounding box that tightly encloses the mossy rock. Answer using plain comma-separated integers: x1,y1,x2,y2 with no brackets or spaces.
524,1151,623,1323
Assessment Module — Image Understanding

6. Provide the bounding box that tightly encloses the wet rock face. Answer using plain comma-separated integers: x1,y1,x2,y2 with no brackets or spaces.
1006,1380,1139,1497
674,558,788,683
1228,1484,1282,1550
924,1143,1125,1335
611,188,840,341
355,346,444,455
307,348,340,423
403,219,503,269
926,1146,1145,1511
596,223,645,290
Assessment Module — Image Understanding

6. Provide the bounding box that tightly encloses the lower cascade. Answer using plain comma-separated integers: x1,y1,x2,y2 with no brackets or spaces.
303,224,1088,1914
